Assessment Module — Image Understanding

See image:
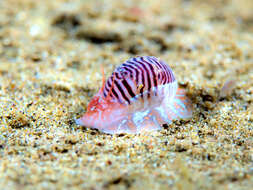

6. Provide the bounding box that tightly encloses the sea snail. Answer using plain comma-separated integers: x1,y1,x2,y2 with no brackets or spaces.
76,56,192,134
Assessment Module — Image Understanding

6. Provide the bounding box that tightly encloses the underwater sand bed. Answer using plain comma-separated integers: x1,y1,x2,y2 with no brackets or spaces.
0,0,252,189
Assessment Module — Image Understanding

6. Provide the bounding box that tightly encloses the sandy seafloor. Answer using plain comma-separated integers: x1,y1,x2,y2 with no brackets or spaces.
0,0,252,189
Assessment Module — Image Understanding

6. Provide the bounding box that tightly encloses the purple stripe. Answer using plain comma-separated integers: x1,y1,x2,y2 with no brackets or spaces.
141,57,158,86
125,61,141,85
122,63,139,83
114,80,130,104
147,56,166,84
149,57,171,83
127,60,145,98
134,57,152,97
140,57,157,96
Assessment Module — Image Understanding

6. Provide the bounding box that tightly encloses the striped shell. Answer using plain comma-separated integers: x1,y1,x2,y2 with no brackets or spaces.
76,56,192,134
